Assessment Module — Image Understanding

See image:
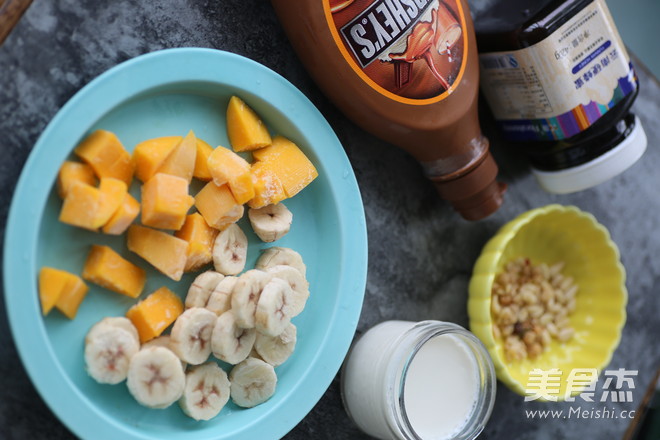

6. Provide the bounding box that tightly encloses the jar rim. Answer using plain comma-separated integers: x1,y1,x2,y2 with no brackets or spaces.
386,320,496,440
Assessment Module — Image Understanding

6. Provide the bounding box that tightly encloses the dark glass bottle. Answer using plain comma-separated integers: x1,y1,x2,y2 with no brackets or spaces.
471,0,647,193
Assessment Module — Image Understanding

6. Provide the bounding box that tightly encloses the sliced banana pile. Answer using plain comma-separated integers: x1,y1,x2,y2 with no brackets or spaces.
83,223,310,421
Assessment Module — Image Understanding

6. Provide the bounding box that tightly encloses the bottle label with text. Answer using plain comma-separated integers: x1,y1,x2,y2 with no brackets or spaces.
325,0,468,104
479,0,637,142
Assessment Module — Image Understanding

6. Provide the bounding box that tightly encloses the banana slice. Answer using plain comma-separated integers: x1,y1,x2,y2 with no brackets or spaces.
213,223,248,275
186,271,225,309
248,346,264,361
211,310,257,365
141,335,172,349
85,321,140,384
179,362,231,421
231,270,273,328
229,357,277,408
206,276,238,316
266,265,309,317
218,204,245,229
170,308,217,365
255,247,307,278
126,346,185,409
141,335,187,370
255,278,295,337
248,203,293,243
254,323,297,367
87,316,140,343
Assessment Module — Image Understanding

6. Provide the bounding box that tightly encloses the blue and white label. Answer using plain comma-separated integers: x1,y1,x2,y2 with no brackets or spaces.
478,0,636,141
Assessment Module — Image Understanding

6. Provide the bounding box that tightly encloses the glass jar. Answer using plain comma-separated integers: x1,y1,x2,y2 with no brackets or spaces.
341,320,496,440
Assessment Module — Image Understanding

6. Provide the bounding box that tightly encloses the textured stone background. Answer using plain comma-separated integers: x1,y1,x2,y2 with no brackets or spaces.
0,1,658,439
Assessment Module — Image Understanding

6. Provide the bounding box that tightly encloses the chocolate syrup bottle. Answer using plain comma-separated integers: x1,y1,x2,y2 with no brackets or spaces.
472,0,647,193
271,0,506,220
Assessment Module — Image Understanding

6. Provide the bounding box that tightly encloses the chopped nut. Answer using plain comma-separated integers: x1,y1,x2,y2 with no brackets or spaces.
518,308,529,322
555,315,570,329
492,324,501,340
491,296,501,316
521,287,539,305
513,320,532,336
491,257,578,362
540,313,553,326
504,336,527,362
559,277,575,291
557,327,575,342
528,305,544,319
565,285,578,301
523,330,537,346
528,342,543,359
498,307,516,326
540,329,552,347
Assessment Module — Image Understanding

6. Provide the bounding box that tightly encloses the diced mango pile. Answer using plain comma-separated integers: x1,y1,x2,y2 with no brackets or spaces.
40,95,318,334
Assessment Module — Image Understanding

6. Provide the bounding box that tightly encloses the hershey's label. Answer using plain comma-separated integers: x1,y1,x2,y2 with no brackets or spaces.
340,0,434,67
327,0,467,101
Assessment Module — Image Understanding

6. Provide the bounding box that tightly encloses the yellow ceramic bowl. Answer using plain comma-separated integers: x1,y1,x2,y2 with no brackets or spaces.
468,205,627,398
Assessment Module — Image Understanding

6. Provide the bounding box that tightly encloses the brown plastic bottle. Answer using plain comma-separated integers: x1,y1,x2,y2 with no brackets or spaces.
270,0,505,220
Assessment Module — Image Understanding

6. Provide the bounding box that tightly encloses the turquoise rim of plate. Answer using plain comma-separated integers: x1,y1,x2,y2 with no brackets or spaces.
3,48,368,439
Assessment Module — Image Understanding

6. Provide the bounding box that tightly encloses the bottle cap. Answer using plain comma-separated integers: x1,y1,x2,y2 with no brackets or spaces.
532,116,647,194
432,151,506,221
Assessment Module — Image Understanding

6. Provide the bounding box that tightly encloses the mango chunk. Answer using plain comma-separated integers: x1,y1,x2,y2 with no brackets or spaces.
194,182,244,230
141,173,194,230
207,146,255,204
54,275,89,319
82,245,146,298
226,96,272,152
95,178,128,227
175,213,219,272
102,193,140,235
127,225,189,281
229,173,255,205
39,267,72,315
57,161,96,199
252,136,318,198
39,267,89,319
249,161,287,209
126,287,183,343
157,130,197,183
59,182,104,231
133,136,181,182
193,138,214,181
74,130,134,186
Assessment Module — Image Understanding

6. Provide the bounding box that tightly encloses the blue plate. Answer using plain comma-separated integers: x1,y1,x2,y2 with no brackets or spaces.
3,48,367,439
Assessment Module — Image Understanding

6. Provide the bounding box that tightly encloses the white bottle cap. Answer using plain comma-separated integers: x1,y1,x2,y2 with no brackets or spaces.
531,115,647,194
